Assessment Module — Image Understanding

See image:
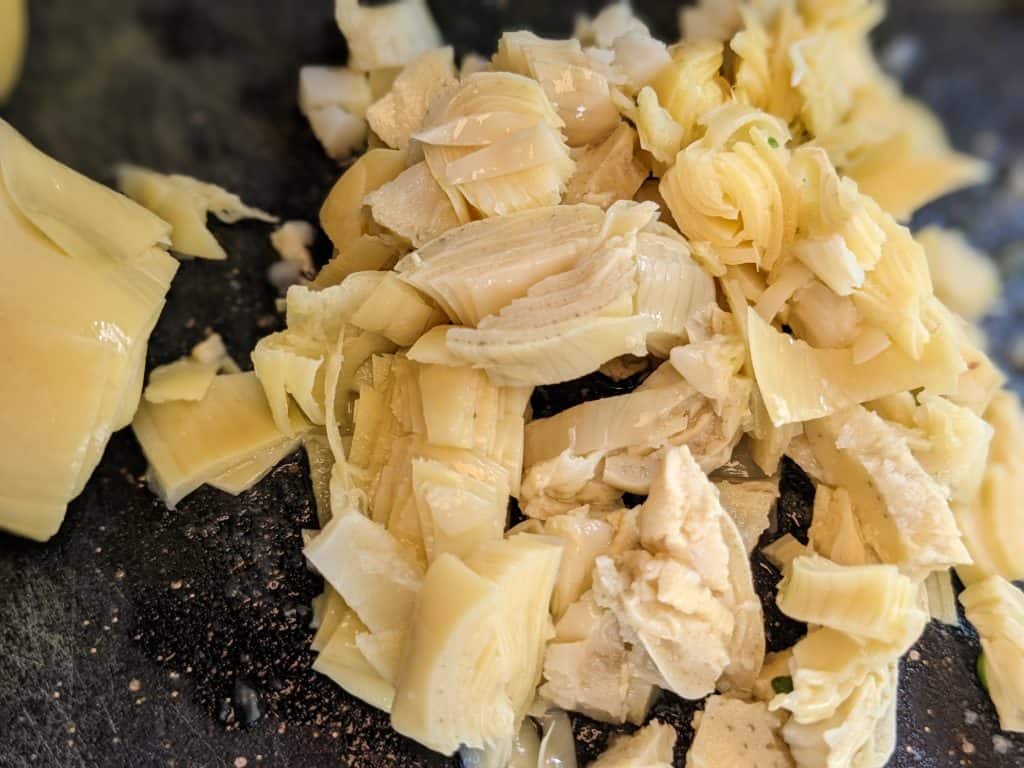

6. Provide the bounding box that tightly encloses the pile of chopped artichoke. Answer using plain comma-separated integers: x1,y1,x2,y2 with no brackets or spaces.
9,0,1018,763
256,1,1021,763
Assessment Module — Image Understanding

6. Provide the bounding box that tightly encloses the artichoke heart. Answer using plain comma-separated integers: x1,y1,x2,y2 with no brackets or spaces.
0,120,177,540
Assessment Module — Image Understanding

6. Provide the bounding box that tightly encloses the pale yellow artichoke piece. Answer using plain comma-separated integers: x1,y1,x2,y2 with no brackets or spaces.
540,592,657,726
564,123,647,209
143,358,220,404
0,122,178,539
493,31,620,147
410,457,507,563
808,485,874,567
319,148,406,251
466,534,564,722
366,47,456,150
117,165,276,260
959,576,1024,732
313,601,396,713
687,696,793,768
777,555,927,650
312,234,404,289
391,554,508,755
207,438,303,495
132,373,309,506
635,230,717,357
714,477,779,554
747,307,964,427
298,66,372,161
918,225,1000,321
417,72,574,219
397,201,651,325
590,720,676,768
251,330,326,434
365,161,461,247
334,0,441,71
303,510,423,636
805,405,971,576
955,391,1024,584
651,41,729,147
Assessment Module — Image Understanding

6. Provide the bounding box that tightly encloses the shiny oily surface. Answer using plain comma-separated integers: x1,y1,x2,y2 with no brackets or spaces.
2,2,1024,768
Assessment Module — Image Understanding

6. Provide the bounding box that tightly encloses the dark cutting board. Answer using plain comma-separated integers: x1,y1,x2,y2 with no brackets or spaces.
2,1,1024,766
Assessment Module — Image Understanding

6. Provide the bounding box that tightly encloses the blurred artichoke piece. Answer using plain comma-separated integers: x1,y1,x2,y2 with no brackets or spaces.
918,225,1000,321
298,65,372,161
335,0,441,72
0,0,26,103
959,576,1024,733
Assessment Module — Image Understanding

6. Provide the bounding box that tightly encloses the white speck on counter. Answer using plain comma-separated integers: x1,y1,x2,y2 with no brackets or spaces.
965,710,979,725
234,758,248,768
909,650,921,661
962,737,976,755
128,679,142,693
993,735,1013,754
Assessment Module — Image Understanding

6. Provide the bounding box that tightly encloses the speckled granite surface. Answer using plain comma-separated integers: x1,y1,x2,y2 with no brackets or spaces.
2,2,1024,766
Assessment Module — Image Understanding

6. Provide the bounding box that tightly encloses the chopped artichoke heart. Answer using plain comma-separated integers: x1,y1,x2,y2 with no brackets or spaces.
918,226,1000,321
251,331,327,434
346,272,446,346
298,66,372,161
319,148,406,251
416,72,574,219
365,162,461,248
564,123,647,209
117,165,276,260
714,478,779,554
313,602,396,713
635,231,717,357
808,485,874,567
924,570,960,627
748,307,964,427
303,507,424,636
397,202,652,325
411,457,507,563
390,554,510,755
208,437,302,495
143,358,219,404
525,361,749,477
0,122,180,539
777,555,927,649
686,696,793,768
132,373,309,506
805,406,970,575
466,534,563,721
959,576,1024,732
591,720,677,768
334,0,442,71
366,47,457,150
